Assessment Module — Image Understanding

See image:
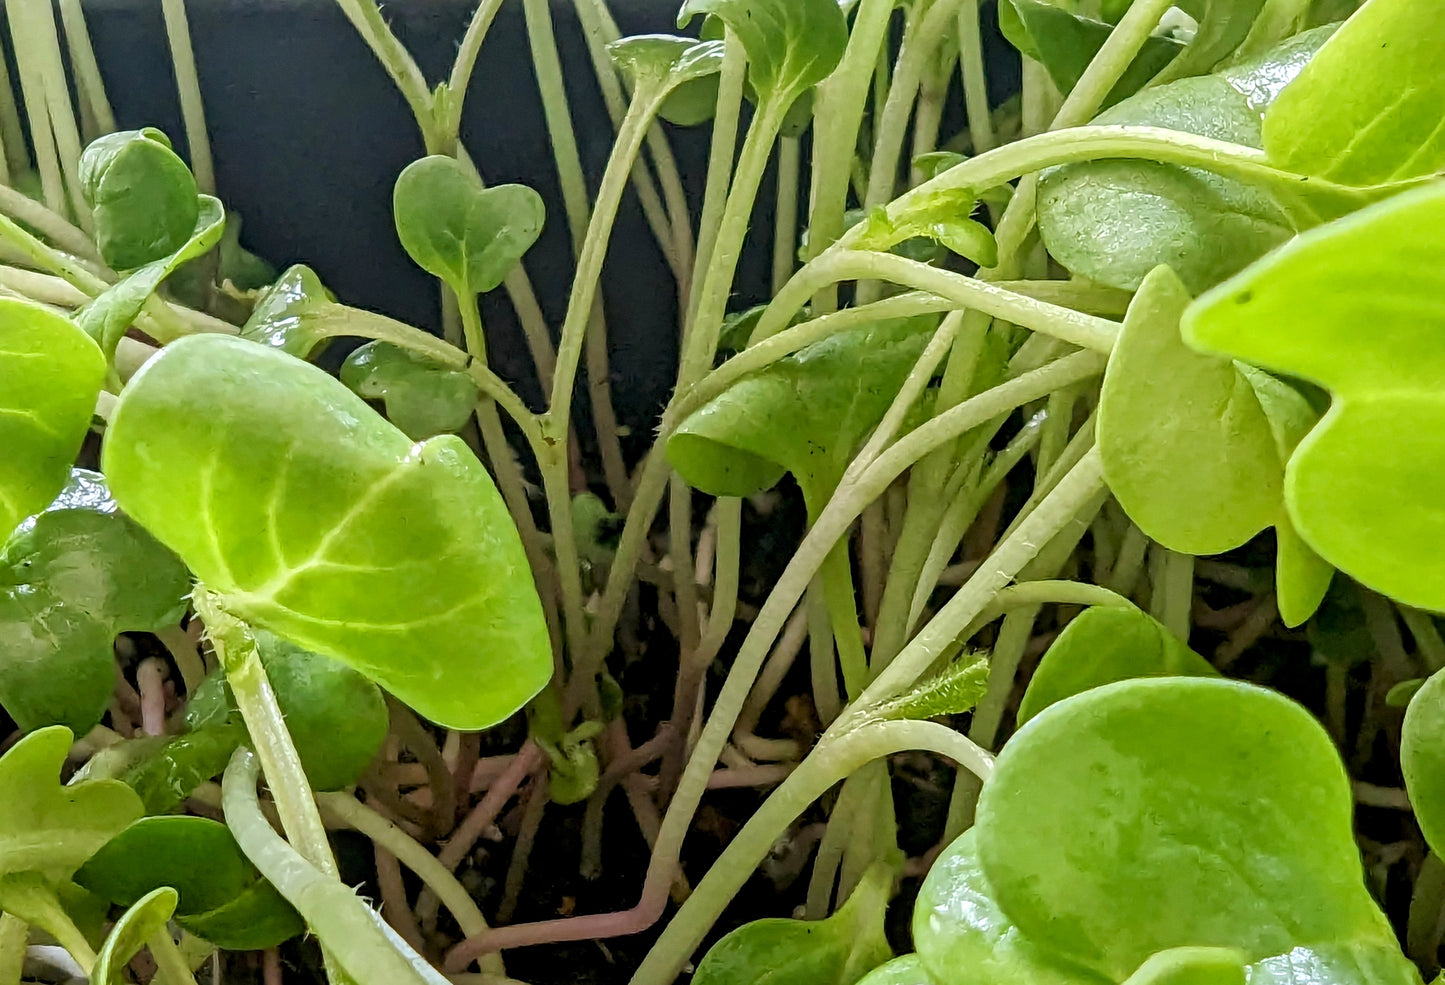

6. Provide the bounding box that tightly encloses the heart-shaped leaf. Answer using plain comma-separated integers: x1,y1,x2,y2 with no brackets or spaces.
1036,27,1335,293
667,315,937,516
1016,604,1217,725
1264,0,1445,185
80,128,199,271
974,678,1404,980
1183,180,1445,610
694,863,893,985
676,0,847,112
102,334,550,729
223,748,452,985
0,726,143,883
999,1,1185,110
76,196,227,358
340,340,481,440
1402,668,1445,859
76,815,303,950
240,264,339,358
0,469,191,732
190,629,389,791
0,299,106,541
393,157,545,300
90,887,178,985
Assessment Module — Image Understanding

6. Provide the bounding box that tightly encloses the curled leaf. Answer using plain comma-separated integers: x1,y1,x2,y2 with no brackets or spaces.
80,128,199,270
676,0,847,112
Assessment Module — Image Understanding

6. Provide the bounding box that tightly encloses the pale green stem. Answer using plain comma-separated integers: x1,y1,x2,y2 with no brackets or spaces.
956,0,995,154
330,0,439,148
57,0,115,139
522,0,591,252
5,0,66,215
23,0,91,230
1055,0,1177,129
772,136,801,295
318,792,507,977
806,0,894,314
0,913,24,985
160,0,214,194
1401,607,1445,674
0,184,103,262
822,543,868,699
1151,547,1195,642
670,478,702,656
629,720,992,985
962,580,1131,638
688,32,747,331
809,579,842,725
1109,524,1150,596
147,928,200,985
442,0,508,144
197,591,338,879
0,51,27,178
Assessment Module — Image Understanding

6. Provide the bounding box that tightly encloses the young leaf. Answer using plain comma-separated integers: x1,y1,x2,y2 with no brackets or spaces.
0,300,106,541
607,35,727,126
76,196,227,357
852,195,999,268
1402,669,1445,860
676,0,847,112
76,815,304,950
974,678,1406,981
694,862,893,985
667,315,937,516
189,630,389,791
999,1,1185,110
0,727,143,883
79,725,245,814
1183,181,1445,610
80,128,199,270
90,888,179,985
1036,27,1335,293
340,340,481,440
393,157,545,299
877,655,990,721
1264,0,1445,185
240,264,339,358
102,334,551,730
1157,0,1269,84
0,469,191,732
222,749,453,985
1016,604,1217,725
1097,266,1318,559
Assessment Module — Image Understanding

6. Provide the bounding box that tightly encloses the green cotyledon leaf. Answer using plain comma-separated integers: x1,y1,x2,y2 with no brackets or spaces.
1155,0,1269,85
101,334,551,730
1402,668,1445,860
1015,603,1217,726
393,157,545,300
694,862,893,985
676,0,847,114
1183,180,1445,611
0,726,143,883
90,888,178,985
79,128,198,271
606,35,727,126
240,264,339,358
1095,266,1331,623
667,315,938,517
0,298,106,542
1036,26,1336,294
340,340,481,440
1264,0,1445,185
0,469,191,733
76,815,303,950
970,678,1413,982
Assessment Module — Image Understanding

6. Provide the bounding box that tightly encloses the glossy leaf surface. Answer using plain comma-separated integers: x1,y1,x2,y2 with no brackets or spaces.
76,814,303,949
240,264,338,358
1161,0,1268,83
1183,181,1445,610
1036,29,1335,293
102,334,550,729
1264,0,1445,184
668,316,936,515
976,678,1402,980
855,955,939,985
694,863,892,985
0,300,106,541
0,727,142,883
608,35,727,124
341,340,480,440
676,0,847,110
394,157,545,299
87,725,245,814
80,128,198,270
1016,604,1216,726
0,469,190,732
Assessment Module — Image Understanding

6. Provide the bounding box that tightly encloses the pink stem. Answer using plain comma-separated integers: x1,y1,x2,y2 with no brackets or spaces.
136,658,168,736
707,764,794,789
